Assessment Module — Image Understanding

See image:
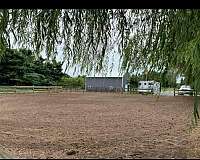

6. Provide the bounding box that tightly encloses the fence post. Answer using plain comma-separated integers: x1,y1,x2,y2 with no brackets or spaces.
174,88,175,96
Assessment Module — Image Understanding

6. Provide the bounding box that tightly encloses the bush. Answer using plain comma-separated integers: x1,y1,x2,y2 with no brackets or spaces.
57,76,85,89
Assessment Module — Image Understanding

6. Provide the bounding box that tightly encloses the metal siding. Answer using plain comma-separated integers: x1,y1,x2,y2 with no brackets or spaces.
85,77,123,91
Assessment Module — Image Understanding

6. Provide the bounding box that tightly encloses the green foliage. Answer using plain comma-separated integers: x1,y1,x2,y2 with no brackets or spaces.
23,73,46,85
0,48,85,89
0,48,65,86
0,9,197,78
180,78,185,86
129,75,139,89
57,76,85,89
0,9,197,82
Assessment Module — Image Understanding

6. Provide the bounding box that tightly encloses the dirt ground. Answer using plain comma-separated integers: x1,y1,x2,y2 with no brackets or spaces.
0,92,199,159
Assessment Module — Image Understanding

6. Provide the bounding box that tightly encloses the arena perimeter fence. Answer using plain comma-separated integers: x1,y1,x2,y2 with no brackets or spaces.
0,86,86,94
0,86,124,94
0,86,148,95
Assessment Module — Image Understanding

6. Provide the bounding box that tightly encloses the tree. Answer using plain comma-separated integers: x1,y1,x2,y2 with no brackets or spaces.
0,48,35,85
0,9,199,121
0,48,65,86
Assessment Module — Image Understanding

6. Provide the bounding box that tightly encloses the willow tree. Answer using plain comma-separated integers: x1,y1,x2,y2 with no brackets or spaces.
0,9,200,122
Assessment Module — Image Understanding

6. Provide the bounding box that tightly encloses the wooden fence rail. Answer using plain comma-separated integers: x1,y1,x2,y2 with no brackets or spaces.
0,86,87,94
173,88,195,96
0,86,63,94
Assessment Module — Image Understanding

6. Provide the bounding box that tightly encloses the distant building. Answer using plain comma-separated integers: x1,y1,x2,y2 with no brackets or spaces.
85,75,129,92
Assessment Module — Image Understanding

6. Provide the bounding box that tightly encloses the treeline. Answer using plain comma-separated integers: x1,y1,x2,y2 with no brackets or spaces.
0,48,85,88
129,70,177,89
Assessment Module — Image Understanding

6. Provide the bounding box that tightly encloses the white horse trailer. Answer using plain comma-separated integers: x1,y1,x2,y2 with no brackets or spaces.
138,80,161,94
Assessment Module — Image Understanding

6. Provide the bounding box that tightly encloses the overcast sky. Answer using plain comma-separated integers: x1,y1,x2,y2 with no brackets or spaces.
56,49,122,77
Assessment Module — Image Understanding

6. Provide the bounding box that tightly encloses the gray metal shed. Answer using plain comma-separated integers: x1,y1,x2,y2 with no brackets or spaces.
85,75,128,92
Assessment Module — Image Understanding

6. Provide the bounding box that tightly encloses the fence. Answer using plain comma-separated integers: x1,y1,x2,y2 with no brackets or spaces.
128,88,139,94
173,88,194,96
0,86,157,95
0,86,63,94
0,86,128,94
61,86,85,93
86,86,123,93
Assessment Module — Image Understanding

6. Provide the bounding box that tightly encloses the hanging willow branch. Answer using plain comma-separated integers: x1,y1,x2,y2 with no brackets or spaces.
0,9,198,76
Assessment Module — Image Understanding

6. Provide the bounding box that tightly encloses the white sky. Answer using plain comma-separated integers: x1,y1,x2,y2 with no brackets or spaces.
57,50,122,77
